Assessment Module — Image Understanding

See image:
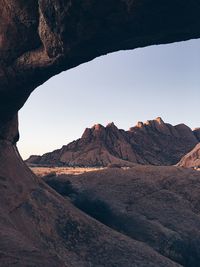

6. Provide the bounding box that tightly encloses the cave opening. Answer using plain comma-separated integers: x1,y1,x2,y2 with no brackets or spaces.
17,39,200,161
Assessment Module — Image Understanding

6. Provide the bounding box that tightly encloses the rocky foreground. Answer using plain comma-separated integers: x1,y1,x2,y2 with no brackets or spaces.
2,143,200,266
0,144,182,267
43,165,200,267
1,1,200,266
26,117,200,167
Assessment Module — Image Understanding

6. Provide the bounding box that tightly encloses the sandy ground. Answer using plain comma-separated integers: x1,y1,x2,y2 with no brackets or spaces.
30,166,104,177
30,165,199,178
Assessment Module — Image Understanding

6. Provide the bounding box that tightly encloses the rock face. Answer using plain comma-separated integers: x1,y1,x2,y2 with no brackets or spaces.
1,1,200,266
1,1,200,140
177,143,200,168
193,128,200,141
44,166,200,267
0,143,182,267
26,118,199,167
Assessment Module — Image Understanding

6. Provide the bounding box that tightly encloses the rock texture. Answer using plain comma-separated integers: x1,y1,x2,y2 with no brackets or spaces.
1,1,200,266
26,117,199,167
44,166,200,267
0,142,182,267
193,128,200,141
1,1,200,139
177,143,200,168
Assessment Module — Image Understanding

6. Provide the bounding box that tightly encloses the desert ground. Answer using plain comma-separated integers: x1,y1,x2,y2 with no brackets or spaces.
30,166,104,177
30,165,199,178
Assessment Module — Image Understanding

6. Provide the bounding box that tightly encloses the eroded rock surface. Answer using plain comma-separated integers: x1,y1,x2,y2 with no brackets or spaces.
0,143,182,267
45,166,200,267
1,0,200,136
178,143,200,168
26,118,199,167
1,1,200,266
193,128,200,141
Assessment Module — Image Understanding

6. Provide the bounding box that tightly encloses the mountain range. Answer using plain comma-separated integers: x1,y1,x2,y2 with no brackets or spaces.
26,117,200,167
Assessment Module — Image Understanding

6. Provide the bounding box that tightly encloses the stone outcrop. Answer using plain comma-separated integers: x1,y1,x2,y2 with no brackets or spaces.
44,166,200,267
1,1,200,141
2,143,182,267
26,118,199,167
1,1,200,266
193,128,200,141
177,143,200,168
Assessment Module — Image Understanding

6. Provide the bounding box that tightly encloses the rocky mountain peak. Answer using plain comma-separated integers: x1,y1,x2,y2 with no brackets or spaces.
155,117,164,124
144,117,165,127
175,124,198,143
129,117,169,135
26,118,199,167
92,123,104,131
106,122,116,128
106,122,119,133
136,121,144,128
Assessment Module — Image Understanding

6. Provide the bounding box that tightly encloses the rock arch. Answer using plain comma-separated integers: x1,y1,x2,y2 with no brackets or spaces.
1,0,200,142
0,1,200,266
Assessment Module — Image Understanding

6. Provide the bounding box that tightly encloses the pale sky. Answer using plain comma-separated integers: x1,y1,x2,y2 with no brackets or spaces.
18,39,200,159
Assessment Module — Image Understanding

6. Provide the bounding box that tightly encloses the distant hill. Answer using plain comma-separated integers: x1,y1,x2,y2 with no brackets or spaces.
26,117,200,167
177,142,200,168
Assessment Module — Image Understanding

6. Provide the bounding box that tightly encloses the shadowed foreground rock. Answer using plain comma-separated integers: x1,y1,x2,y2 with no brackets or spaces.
0,143,181,267
1,1,200,266
45,166,200,267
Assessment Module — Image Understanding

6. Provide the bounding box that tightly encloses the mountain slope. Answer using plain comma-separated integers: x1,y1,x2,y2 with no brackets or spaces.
44,166,200,267
26,117,199,167
0,143,181,267
177,143,200,168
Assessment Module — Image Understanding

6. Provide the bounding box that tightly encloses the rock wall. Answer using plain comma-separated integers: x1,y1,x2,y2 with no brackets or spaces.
1,1,200,142
177,143,200,168
0,2,200,266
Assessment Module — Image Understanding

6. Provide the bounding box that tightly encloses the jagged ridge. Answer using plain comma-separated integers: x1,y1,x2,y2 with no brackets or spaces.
26,117,200,167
